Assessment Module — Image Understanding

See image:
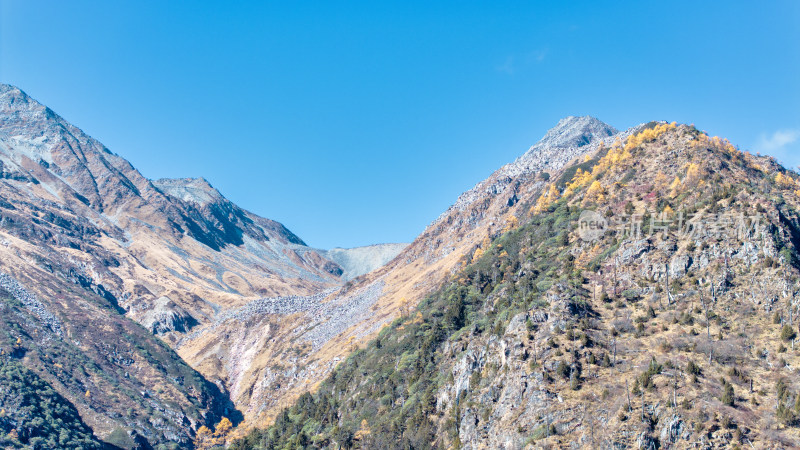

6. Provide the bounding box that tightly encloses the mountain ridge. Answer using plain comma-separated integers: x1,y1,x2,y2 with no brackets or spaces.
235,122,800,448
13,82,790,448
0,83,343,446
0,83,412,447
217,113,636,434
168,110,627,434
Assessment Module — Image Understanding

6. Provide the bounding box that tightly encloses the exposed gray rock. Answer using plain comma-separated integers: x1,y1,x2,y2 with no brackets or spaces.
521,115,618,155
152,177,223,206
188,280,386,351
431,116,631,229
140,296,197,334
320,243,408,281
669,254,693,278
659,414,688,445
0,271,62,337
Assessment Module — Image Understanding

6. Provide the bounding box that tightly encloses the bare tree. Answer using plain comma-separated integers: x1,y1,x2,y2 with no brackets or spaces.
665,262,673,305
626,379,632,412
700,291,711,341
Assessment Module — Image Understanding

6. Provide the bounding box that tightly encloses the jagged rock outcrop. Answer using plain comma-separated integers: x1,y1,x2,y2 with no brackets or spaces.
140,296,198,334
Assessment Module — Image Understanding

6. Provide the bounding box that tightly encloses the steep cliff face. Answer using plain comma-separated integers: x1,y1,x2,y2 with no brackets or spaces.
235,124,800,448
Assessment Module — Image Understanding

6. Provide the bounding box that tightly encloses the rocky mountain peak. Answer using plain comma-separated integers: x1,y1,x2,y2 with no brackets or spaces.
152,177,224,206
527,115,617,153
0,84,67,134
0,83,28,106
437,116,621,226
0,83,31,106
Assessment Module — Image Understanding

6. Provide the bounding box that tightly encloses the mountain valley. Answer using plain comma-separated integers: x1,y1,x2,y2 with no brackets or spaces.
2,83,800,449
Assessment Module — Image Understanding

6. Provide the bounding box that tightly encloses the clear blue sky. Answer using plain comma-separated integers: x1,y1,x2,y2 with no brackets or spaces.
1,1,798,249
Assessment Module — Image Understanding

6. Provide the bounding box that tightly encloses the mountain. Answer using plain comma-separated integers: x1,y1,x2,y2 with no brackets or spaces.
235,122,800,448
290,115,626,374
9,82,799,448
0,88,667,447
195,115,630,433
0,83,415,447
321,244,408,281
518,115,617,158
0,84,348,447
0,84,342,302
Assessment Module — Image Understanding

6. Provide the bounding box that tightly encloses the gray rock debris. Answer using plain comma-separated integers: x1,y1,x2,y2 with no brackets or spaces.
319,244,408,281
190,280,386,351
0,271,63,337
140,296,197,334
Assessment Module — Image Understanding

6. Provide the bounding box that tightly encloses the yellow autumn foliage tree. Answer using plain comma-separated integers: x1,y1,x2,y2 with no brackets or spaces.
694,134,740,160
355,419,372,441
471,247,483,262
654,171,670,189
684,162,702,186
194,426,213,448
564,168,593,196
669,176,682,197
584,180,606,204
471,235,492,262
399,297,410,318
532,183,560,213
214,417,232,437
503,214,519,233
195,417,233,448
775,172,797,189
592,143,632,176
624,122,677,151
